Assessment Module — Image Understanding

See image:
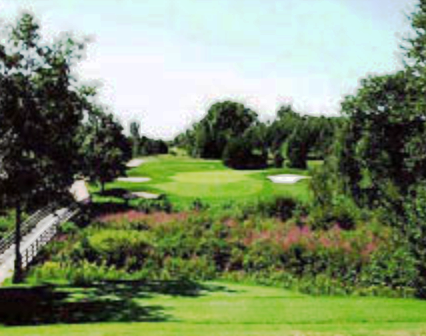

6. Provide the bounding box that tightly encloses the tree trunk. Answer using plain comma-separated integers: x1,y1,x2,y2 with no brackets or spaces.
13,200,23,284
100,181,105,194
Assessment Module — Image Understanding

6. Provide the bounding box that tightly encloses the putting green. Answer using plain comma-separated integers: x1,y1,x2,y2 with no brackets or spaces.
153,171,264,198
158,180,264,198
171,171,256,184
103,156,313,206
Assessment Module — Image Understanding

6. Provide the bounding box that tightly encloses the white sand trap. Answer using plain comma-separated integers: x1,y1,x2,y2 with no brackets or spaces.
267,174,310,184
126,159,145,168
131,192,161,199
117,177,151,183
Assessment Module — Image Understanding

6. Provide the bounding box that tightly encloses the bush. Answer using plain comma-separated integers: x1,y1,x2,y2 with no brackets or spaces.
0,210,15,239
161,256,216,280
310,195,360,230
191,198,209,211
28,260,128,286
58,222,79,235
243,197,299,221
403,182,426,297
85,230,153,270
360,240,417,293
137,195,172,213
26,204,417,298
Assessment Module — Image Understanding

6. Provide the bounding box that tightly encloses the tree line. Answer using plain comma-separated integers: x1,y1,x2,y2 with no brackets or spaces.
129,121,169,157
172,101,342,169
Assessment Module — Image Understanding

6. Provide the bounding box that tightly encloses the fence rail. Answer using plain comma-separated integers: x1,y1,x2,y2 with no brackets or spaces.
0,203,59,256
22,203,80,269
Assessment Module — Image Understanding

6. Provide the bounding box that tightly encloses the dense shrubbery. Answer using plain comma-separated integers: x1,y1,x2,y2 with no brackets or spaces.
27,200,416,297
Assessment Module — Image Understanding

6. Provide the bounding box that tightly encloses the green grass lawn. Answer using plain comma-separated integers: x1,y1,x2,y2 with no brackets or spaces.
2,281,426,335
95,155,314,208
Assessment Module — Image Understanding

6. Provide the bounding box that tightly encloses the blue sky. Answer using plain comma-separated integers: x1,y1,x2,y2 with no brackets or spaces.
0,0,418,139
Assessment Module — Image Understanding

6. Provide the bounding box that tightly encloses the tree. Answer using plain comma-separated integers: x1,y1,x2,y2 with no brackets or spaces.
267,105,301,153
335,72,423,208
191,101,258,159
286,124,310,169
80,107,131,193
129,121,141,158
0,13,88,282
223,137,267,170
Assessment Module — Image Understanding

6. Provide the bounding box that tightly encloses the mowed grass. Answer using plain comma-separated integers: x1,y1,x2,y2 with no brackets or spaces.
98,155,313,207
2,281,426,335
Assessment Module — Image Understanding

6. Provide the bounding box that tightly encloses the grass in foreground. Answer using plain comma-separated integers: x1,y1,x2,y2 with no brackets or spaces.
1,281,426,335
94,155,314,208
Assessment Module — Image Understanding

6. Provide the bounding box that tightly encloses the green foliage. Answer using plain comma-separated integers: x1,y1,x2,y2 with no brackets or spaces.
402,182,426,297
138,136,169,156
136,195,173,213
173,103,340,170
309,194,360,230
222,137,267,170
0,12,95,283
0,210,15,239
0,13,88,206
84,229,153,270
58,222,79,236
286,127,310,169
325,71,425,210
244,196,299,221
161,256,217,280
79,109,131,193
360,239,417,293
129,121,141,157
31,260,128,286
27,205,415,297
179,101,258,159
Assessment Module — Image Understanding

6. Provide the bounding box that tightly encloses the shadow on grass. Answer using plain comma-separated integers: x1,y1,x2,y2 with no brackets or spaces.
95,188,131,199
0,280,235,326
89,200,134,217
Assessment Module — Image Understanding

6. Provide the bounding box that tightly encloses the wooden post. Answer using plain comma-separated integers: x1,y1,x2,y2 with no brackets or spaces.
13,200,23,284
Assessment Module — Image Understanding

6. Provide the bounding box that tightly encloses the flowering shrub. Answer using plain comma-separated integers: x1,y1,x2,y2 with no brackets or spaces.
27,209,415,297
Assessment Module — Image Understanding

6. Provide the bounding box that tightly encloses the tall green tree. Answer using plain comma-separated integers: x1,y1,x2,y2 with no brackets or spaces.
129,121,141,158
267,105,301,153
79,107,131,194
192,101,258,159
334,72,422,208
0,13,87,283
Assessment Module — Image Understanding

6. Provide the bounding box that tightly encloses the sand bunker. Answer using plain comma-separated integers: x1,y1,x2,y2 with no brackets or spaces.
131,192,161,199
126,159,145,168
267,174,310,184
117,177,151,183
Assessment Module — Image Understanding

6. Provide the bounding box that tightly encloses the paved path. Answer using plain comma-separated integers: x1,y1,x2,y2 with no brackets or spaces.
0,207,69,284
126,159,145,168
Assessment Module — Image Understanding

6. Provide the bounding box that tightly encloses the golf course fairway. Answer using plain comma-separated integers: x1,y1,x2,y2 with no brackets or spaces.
2,281,426,335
